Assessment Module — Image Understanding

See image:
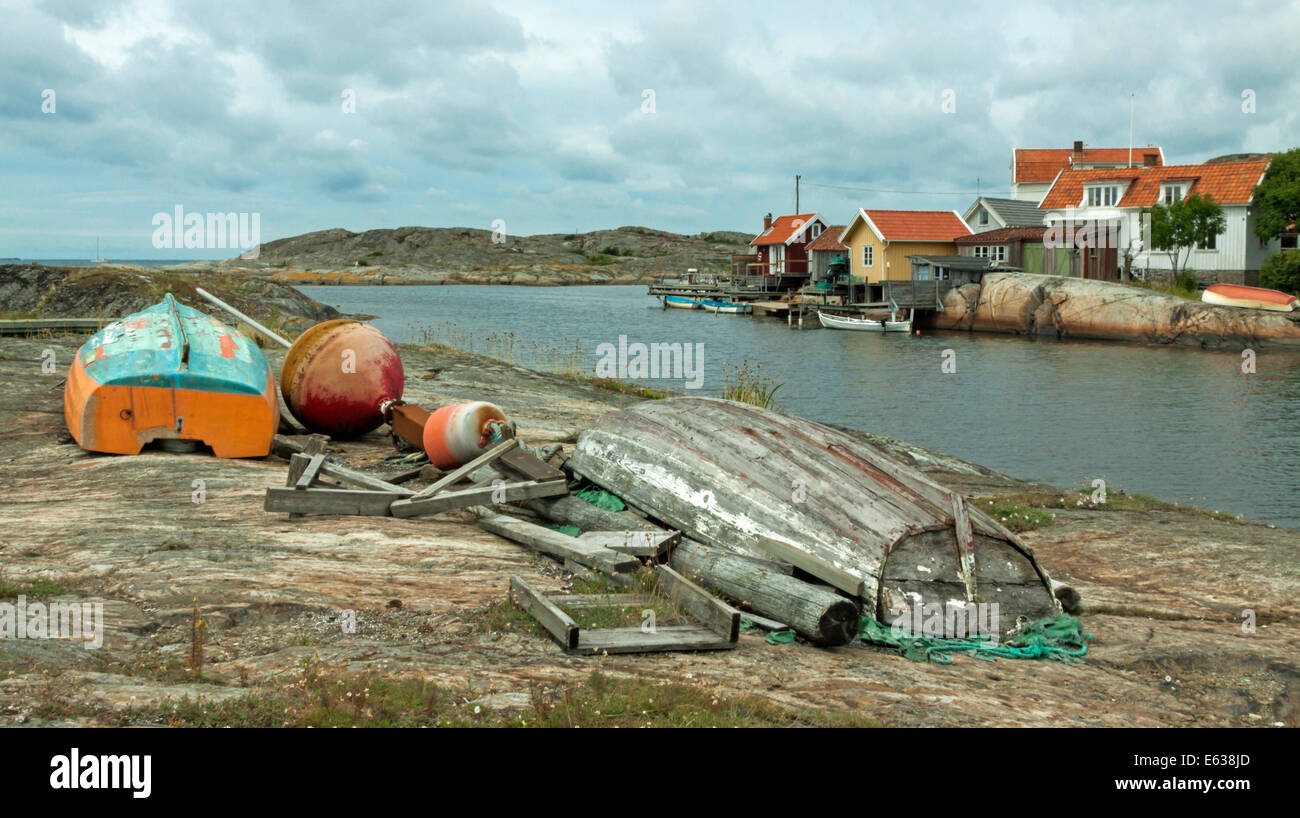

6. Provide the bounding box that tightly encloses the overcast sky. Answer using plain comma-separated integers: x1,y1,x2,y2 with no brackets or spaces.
2,0,1296,258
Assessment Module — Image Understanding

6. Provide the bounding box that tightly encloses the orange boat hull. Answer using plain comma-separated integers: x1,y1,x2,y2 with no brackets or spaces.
1202,283,1299,312
65,359,278,458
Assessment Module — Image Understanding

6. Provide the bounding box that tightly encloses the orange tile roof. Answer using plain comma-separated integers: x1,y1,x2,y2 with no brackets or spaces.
862,210,971,241
751,213,820,246
1014,147,1163,183
1038,159,1271,210
806,226,847,252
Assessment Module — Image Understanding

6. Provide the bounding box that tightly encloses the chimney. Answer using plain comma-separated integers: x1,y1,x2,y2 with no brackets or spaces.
1143,152,1158,167
763,213,773,231
1072,140,1085,161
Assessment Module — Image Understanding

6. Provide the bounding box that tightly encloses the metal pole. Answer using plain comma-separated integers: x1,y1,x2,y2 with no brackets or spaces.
194,287,293,349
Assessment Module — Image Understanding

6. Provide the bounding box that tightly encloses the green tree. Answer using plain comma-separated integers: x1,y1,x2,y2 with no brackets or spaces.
1252,148,1300,243
1259,251,1300,295
1146,193,1227,281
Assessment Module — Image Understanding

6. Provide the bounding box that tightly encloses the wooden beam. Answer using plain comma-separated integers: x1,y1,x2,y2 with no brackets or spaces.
407,438,519,500
579,529,679,558
751,534,865,598
473,510,640,575
509,576,578,650
293,453,326,490
391,478,566,518
264,488,400,516
573,625,735,655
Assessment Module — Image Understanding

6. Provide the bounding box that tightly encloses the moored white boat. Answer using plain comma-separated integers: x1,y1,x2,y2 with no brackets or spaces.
702,299,752,314
817,310,912,332
664,295,704,309
1201,283,1298,312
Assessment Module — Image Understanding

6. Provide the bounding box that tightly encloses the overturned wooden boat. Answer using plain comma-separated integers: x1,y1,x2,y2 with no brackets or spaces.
568,398,1067,633
64,294,278,457
1201,283,1298,312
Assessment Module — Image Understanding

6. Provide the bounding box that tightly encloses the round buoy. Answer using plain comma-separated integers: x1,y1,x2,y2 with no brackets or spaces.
281,320,404,438
423,401,510,468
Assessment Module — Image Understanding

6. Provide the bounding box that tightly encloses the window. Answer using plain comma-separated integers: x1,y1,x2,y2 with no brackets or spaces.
973,245,1006,262
1163,184,1184,204
1087,185,1120,207
979,209,989,225
1282,234,1298,250
862,245,873,267
810,223,822,239
1200,232,1217,250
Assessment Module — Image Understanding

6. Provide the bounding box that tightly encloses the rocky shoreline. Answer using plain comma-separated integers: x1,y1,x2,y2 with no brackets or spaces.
932,273,1300,348
0,276,1296,725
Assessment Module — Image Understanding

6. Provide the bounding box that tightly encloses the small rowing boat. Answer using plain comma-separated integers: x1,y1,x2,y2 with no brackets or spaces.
817,310,912,332
701,299,752,314
1201,283,1298,312
664,295,704,310
64,294,278,457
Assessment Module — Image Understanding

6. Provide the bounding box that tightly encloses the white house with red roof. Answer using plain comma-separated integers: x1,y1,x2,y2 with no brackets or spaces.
748,212,829,279
1036,155,1274,284
1011,140,1165,204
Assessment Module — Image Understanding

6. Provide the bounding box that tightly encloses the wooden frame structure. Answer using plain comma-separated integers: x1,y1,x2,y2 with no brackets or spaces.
509,565,740,655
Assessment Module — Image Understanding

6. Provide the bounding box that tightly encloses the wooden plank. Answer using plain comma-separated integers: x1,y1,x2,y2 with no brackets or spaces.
386,465,428,485
473,510,640,575
264,488,399,516
752,534,865,598
496,446,565,482
654,564,739,640
951,494,977,603
391,477,566,518
288,453,416,497
294,453,325,489
572,625,735,655
548,593,654,610
738,611,789,632
408,438,519,500
578,529,679,557
509,576,578,650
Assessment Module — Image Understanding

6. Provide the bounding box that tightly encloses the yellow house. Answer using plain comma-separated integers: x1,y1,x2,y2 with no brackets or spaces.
839,209,971,301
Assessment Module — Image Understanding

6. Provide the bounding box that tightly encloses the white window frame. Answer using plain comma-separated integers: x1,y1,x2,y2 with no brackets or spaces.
1163,184,1184,204
973,245,1006,262
1086,185,1120,207
862,245,873,268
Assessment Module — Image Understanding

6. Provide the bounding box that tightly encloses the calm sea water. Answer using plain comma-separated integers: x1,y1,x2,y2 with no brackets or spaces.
299,284,1300,529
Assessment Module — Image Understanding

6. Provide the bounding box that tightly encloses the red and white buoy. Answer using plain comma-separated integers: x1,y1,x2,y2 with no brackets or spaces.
280,319,405,438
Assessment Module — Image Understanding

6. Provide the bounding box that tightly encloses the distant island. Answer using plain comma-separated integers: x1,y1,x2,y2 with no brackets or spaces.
206,225,755,286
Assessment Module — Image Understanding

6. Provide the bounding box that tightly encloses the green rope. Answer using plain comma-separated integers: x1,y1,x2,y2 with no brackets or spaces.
858,614,1092,664
765,628,798,645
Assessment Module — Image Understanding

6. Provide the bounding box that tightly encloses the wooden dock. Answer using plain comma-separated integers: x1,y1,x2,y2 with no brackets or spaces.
0,318,111,336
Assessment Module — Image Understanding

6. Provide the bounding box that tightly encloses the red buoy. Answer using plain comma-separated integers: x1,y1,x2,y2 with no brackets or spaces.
281,320,404,438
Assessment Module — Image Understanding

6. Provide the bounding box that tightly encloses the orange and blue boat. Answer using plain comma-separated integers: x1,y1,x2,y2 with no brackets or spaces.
64,294,278,457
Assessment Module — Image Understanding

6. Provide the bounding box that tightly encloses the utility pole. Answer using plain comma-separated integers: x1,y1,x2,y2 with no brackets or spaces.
795,175,800,212
1128,93,1134,167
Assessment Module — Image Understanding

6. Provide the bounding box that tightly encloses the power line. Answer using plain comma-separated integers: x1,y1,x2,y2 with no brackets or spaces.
801,180,1013,197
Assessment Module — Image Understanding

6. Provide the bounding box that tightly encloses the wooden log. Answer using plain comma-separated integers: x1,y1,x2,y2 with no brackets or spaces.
264,488,400,517
523,494,658,533
391,478,566,518
669,539,860,646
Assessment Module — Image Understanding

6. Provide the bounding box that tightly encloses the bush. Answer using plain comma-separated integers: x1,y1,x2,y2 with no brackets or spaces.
1259,251,1300,294
1172,271,1200,293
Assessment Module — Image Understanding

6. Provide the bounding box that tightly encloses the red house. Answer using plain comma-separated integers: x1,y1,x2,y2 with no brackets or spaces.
749,212,829,280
